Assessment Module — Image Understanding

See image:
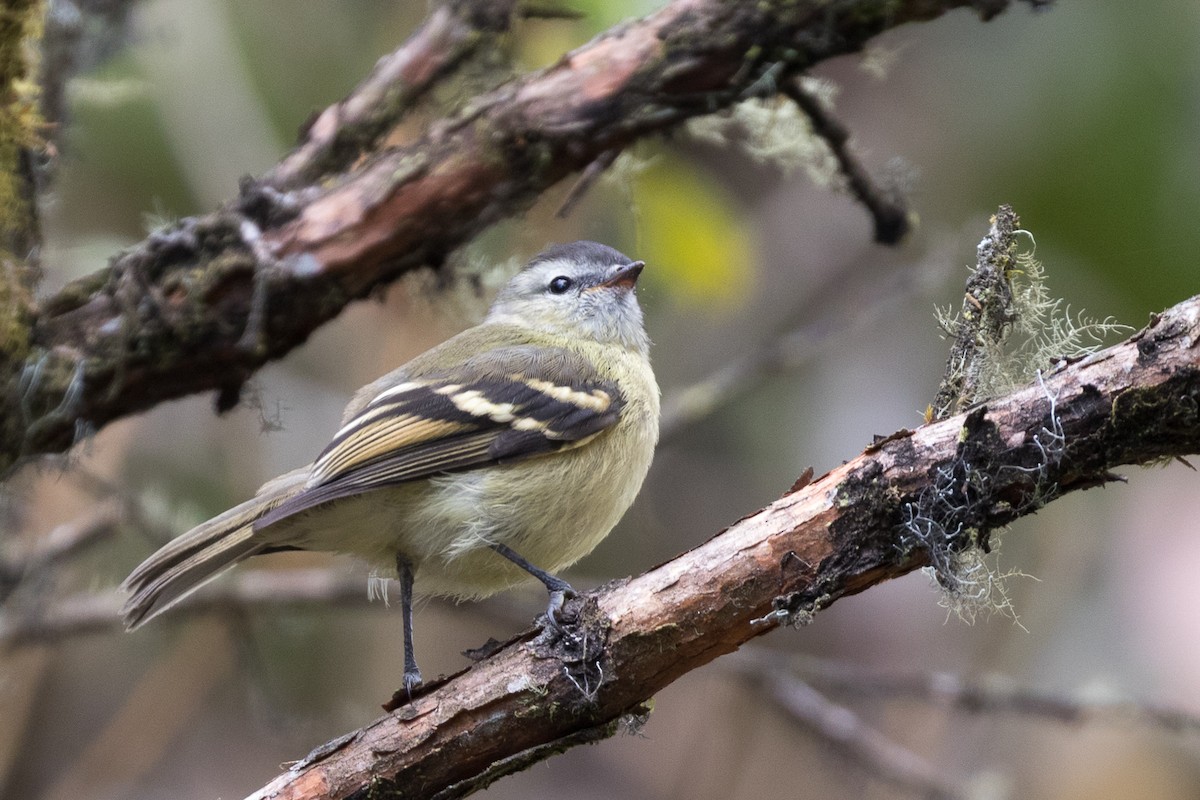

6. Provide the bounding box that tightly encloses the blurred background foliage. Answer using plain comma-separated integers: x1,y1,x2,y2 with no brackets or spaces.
6,1,1200,799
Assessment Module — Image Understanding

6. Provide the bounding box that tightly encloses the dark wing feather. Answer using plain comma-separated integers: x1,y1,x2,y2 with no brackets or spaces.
254,346,623,531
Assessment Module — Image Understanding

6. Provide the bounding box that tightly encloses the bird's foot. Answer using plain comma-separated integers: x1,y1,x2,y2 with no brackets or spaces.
543,582,578,635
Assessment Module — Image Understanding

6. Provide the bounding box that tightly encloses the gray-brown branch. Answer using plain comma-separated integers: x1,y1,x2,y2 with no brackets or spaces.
3,0,1044,474
932,204,1021,419
243,292,1200,800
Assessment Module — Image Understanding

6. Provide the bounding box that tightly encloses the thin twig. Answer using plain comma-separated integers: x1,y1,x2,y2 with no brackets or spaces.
796,657,1200,736
764,672,969,800
0,503,123,604
783,79,911,245
722,649,970,799
517,0,586,20
555,149,619,219
0,568,373,648
660,257,946,443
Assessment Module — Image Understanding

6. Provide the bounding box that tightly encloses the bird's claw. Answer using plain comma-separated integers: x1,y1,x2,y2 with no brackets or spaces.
543,585,578,635
402,667,423,700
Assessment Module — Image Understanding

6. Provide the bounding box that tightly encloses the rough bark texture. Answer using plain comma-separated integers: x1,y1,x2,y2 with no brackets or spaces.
244,294,1200,800
2,0,1038,474
932,205,1021,419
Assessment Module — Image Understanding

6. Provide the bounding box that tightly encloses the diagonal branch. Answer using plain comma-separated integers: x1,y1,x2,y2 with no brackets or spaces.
757,672,968,800
245,291,1200,800
264,0,523,190
3,0,1043,474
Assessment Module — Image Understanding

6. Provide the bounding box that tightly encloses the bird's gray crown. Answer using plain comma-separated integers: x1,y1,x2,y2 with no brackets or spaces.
527,241,635,270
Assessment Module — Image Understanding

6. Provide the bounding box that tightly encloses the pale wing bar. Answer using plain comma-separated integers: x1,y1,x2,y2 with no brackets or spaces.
254,370,623,531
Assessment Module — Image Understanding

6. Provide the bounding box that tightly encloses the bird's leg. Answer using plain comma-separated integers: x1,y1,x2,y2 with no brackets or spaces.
490,543,577,631
396,554,422,697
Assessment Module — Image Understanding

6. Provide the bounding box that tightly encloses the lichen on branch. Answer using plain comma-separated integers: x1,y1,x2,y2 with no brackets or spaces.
922,206,1129,619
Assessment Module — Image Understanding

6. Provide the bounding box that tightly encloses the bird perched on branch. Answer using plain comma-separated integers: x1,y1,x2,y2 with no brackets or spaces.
122,241,660,694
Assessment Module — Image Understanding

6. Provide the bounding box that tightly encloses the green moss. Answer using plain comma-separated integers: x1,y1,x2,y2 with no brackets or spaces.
0,271,31,362
0,1,44,376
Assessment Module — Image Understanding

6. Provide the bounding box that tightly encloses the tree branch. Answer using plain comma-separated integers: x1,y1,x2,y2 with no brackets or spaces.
3,0,1041,473
0,0,45,423
0,568,375,648
0,502,122,604
755,671,967,800
264,0,523,189
792,656,1200,735
242,290,1200,800
660,255,943,442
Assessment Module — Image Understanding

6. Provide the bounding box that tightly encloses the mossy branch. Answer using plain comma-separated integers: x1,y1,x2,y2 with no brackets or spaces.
931,204,1021,420
1,0,1045,475
0,0,44,394
246,288,1200,800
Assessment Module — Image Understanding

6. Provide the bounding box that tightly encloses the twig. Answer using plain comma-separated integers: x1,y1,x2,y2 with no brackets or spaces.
660,258,944,443
0,503,123,603
725,649,974,799
517,0,586,20
762,672,968,800
0,568,373,648
796,657,1200,736
555,149,619,219
931,205,1020,419
783,79,911,244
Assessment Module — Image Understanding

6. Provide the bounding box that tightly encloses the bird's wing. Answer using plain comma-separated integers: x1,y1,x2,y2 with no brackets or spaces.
253,346,623,530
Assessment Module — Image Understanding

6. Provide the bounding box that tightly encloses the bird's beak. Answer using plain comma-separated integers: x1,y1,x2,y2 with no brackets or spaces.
594,261,645,291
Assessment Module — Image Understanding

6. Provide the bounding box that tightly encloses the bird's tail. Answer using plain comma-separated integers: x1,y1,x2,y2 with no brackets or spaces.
121,471,305,629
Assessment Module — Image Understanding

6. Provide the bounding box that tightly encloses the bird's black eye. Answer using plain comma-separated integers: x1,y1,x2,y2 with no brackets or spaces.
548,276,573,294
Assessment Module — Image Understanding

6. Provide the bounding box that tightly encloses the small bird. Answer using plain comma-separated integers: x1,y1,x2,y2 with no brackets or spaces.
122,241,660,693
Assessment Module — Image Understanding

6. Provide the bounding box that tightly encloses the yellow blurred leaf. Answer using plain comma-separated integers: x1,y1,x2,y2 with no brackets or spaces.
632,157,756,308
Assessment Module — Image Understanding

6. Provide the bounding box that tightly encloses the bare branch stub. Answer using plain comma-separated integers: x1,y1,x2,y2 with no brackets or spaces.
247,291,1200,800
932,204,1021,420
4,0,1041,473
